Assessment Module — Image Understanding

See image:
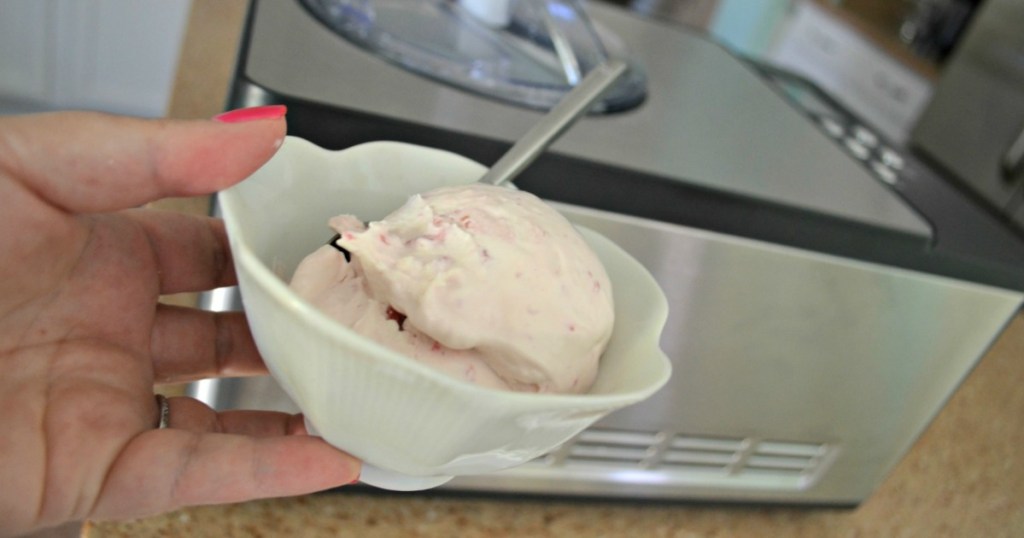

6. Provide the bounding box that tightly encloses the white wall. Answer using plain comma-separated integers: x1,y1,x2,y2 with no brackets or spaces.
0,0,191,117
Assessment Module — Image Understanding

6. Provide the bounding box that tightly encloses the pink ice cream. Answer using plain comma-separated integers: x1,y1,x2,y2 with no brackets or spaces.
289,183,614,393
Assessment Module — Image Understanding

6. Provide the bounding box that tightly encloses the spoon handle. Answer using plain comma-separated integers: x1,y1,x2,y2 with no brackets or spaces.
479,59,629,186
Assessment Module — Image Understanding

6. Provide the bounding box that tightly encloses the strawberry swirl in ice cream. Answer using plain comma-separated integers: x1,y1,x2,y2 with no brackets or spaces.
289,183,614,393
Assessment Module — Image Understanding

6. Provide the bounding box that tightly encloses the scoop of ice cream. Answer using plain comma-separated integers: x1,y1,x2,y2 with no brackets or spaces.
290,216,513,391
290,184,614,393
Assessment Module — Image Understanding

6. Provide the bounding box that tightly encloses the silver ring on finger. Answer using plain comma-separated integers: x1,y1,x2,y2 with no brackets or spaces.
154,393,171,429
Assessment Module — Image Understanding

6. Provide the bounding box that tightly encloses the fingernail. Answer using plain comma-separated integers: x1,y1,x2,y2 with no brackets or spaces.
213,105,287,123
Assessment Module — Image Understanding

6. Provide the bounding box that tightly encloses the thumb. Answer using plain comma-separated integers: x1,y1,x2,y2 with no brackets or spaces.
0,106,287,213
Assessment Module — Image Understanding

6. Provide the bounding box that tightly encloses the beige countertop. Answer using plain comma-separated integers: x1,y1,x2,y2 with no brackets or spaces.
84,1,1024,535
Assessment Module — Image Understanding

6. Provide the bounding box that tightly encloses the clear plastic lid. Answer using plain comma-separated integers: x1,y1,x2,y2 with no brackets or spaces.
300,0,647,113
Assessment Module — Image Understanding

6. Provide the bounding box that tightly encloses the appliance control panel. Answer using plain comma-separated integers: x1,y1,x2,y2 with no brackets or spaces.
749,62,922,194
747,60,1024,285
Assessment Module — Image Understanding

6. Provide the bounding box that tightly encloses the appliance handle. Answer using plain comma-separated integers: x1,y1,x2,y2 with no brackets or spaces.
1002,121,1024,182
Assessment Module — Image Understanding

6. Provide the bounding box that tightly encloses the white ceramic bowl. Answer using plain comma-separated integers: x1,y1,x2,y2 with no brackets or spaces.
220,137,671,491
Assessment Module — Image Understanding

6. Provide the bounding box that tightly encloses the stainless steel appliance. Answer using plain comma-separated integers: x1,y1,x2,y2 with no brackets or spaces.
190,0,1024,505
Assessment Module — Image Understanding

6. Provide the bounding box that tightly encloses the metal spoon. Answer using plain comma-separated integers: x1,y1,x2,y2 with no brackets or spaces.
478,58,628,186
329,59,628,257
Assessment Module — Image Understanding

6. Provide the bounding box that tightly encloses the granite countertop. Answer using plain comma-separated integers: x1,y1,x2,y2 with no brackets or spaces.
83,1,1024,536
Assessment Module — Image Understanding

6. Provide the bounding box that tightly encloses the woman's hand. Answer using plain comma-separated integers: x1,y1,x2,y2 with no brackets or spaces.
0,109,360,536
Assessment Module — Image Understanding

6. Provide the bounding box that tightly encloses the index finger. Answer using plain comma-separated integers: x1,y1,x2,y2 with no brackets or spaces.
0,107,286,213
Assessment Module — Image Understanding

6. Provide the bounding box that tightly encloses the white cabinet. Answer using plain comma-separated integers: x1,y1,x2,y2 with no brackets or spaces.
0,0,191,117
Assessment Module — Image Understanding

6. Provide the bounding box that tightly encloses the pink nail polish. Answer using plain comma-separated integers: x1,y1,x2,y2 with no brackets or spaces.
213,105,287,123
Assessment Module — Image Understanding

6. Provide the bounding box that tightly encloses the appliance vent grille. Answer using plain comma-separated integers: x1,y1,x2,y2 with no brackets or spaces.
526,428,836,491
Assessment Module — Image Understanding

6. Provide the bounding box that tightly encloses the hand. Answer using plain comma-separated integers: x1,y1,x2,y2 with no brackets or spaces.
0,109,360,536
